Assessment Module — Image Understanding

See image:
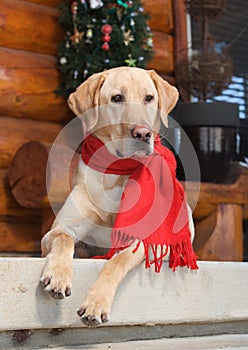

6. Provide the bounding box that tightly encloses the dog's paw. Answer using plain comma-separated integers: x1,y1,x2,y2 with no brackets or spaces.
40,262,72,300
77,290,111,327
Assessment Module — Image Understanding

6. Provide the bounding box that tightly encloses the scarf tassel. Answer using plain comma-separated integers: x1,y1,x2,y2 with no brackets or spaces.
93,233,198,273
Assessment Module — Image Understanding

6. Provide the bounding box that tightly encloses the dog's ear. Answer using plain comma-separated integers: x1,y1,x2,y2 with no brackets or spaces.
149,70,178,127
67,72,105,131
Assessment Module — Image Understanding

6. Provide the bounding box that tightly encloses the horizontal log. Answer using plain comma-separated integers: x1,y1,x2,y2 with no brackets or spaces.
0,221,41,253
144,0,173,33
0,0,62,55
0,48,72,123
186,166,248,219
147,32,174,75
0,117,63,168
9,142,79,208
24,0,61,7
0,169,41,219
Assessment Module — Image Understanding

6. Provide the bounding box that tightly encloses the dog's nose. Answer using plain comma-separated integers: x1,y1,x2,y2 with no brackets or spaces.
131,125,152,142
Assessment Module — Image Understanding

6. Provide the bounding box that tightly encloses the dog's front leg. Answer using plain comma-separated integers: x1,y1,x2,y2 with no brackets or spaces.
77,243,145,326
40,184,94,299
40,231,75,299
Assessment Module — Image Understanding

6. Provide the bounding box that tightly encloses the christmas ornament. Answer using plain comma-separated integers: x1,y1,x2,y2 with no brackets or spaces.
117,0,128,9
125,54,137,67
70,1,84,45
101,24,112,51
102,42,110,50
107,2,118,13
86,28,93,43
130,18,135,27
101,24,112,34
59,57,67,65
90,0,103,9
73,70,79,79
147,34,153,48
123,30,134,46
56,0,154,97
102,34,111,42
70,28,84,44
71,1,78,16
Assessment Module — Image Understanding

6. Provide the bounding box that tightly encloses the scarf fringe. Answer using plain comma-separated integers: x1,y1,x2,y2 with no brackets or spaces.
93,230,198,273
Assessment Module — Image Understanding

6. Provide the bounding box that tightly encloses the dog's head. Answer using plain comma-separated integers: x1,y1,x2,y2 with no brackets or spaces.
68,67,178,158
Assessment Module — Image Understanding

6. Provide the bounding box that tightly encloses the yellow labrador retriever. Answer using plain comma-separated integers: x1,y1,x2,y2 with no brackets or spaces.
40,67,196,327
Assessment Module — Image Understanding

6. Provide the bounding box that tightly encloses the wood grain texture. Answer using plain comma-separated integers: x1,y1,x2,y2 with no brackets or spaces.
196,204,243,261
147,32,174,74
144,0,173,33
0,117,62,168
0,0,63,55
0,221,41,253
24,0,61,7
194,210,217,251
0,169,41,219
186,167,248,219
0,48,72,123
9,142,79,208
172,0,190,101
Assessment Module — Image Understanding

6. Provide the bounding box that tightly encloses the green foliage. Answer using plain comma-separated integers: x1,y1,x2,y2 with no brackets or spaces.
57,0,154,97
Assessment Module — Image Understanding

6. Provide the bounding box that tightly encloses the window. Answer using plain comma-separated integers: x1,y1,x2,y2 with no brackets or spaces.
191,0,248,120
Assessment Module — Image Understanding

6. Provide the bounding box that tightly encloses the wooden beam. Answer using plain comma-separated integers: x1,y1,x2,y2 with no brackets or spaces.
186,166,248,219
146,32,174,75
196,204,243,261
0,169,42,219
9,142,79,208
0,117,63,168
172,0,190,101
193,209,217,251
24,0,61,6
0,48,72,123
0,0,62,55
143,0,174,33
0,221,41,253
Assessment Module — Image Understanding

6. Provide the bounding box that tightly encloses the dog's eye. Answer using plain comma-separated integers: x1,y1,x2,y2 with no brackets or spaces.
111,94,124,103
145,95,154,103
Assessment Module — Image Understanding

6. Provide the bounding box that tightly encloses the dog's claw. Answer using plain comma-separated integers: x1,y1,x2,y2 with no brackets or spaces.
40,277,50,287
65,287,71,297
77,308,109,327
77,308,85,317
43,285,65,299
80,314,101,327
101,313,110,324
83,315,101,327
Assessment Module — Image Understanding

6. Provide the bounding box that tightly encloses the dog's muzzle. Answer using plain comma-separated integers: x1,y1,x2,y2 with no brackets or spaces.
116,125,153,158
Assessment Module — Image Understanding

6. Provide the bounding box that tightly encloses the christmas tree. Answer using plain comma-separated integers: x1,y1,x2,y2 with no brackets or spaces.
57,0,154,97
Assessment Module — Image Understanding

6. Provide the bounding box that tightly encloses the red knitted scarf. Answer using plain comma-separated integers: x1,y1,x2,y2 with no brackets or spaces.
82,134,198,272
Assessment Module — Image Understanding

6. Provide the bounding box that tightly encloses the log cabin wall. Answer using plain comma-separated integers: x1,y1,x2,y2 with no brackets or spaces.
0,0,175,254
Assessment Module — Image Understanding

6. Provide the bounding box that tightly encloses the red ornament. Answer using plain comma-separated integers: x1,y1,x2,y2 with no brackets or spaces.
101,24,112,34
102,34,111,43
102,42,110,50
71,1,78,15
101,24,112,50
